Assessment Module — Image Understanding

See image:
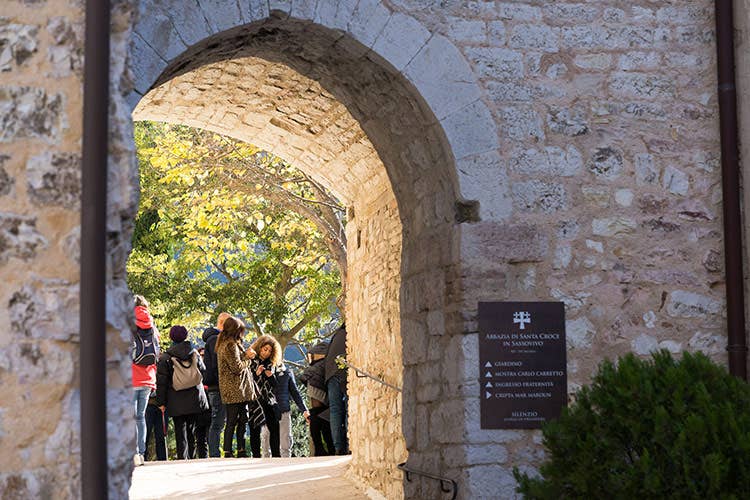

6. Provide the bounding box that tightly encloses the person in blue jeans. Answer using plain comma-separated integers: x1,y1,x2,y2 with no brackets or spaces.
202,312,230,457
325,324,349,455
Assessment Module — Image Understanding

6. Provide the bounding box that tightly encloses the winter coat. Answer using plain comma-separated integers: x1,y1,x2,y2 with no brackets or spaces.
299,358,327,405
202,327,220,391
325,325,347,391
155,341,209,417
217,337,256,404
251,357,279,420
275,364,307,414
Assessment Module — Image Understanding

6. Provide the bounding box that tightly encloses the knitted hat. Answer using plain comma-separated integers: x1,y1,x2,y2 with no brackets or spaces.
169,325,188,343
308,341,330,355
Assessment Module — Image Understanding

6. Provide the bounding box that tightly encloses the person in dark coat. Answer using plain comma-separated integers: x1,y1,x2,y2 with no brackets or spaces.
249,335,282,458
325,324,349,454
261,363,309,457
299,341,333,456
156,325,209,460
201,312,230,457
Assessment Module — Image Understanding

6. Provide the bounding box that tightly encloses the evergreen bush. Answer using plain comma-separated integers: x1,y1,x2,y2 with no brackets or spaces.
514,350,750,499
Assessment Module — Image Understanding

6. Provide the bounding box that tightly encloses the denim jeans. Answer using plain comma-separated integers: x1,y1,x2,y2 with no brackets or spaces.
133,387,150,456
144,404,167,461
327,377,348,454
207,391,226,458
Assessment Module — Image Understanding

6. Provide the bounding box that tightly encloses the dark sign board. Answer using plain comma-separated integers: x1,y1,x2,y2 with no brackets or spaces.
479,301,566,429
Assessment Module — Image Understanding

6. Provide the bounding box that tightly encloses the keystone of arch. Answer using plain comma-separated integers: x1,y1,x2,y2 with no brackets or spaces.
130,0,499,212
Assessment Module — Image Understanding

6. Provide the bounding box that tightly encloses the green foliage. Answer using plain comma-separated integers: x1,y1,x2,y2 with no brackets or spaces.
127,121,343,348
291,382,311,457
514,351,750,500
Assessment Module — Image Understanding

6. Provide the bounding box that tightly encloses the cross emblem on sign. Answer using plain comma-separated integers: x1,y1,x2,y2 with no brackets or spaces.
513,311,531,329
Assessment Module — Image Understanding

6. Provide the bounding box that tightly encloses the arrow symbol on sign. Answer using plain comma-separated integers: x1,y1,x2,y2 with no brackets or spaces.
485,391,492,399
485,361,492,368
485,371,493,378
485,381,493,388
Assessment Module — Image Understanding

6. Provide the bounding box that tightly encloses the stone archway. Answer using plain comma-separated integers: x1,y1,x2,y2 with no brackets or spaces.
114,4,496,498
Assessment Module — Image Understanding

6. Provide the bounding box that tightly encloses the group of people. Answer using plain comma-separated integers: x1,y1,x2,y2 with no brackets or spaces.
131,295,349,465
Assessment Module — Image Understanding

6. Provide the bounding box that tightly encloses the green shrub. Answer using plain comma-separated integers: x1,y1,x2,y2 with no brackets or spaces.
514,350,750,499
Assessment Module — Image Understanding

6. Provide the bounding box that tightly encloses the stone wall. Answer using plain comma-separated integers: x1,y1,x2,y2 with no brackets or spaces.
0,0,735,499
737,0,750,348
0,1,85,497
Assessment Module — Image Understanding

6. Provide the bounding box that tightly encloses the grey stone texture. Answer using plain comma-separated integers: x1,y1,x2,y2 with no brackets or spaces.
1,0,736,499
0,87,63,142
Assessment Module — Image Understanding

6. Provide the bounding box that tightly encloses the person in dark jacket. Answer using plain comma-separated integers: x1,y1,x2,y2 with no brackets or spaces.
249,335,282,457
325,324,349,454
156,325,209,460
261,363,309,457
299,341,333,456
202,312,230,458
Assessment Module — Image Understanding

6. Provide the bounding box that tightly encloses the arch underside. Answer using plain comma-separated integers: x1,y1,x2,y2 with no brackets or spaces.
132,18,461,499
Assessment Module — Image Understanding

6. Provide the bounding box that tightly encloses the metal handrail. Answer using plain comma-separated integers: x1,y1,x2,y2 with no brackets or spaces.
337,356,402,392
397,462,457,500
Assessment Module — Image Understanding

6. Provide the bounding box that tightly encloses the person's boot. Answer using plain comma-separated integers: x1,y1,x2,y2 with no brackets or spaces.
236,438,247,458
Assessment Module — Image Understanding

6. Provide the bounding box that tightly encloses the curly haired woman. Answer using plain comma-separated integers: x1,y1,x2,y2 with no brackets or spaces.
248,335,282,457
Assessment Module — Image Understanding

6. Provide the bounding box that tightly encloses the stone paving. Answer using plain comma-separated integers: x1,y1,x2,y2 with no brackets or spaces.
129,455,367,499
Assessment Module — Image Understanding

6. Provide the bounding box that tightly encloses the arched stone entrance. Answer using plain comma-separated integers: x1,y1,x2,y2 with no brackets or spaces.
114,4,498,498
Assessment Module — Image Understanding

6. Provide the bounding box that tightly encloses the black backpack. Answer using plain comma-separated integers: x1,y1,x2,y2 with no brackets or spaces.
132,327,158,366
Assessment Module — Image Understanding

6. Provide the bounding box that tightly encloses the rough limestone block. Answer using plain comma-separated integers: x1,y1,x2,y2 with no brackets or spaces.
444,443,508,467
462,222,548,266
464,47,524,81
239,0,270,22
512,180,567,213
47,17,84,78
0,19,38,72
0,87,63,143
456,150,512,221
591,217,637,236
26,152,81,208
0,213,47,263
347,0,391,49
1,341,75,385
161,0,212,47
315,0,357,32
610,72,675,99
130,33,169,94
662,165,689,195
0,154,13,196
497,3,541,22
404,34,482,120
632,333,659,355
667,290,722,318
463,464,519,499
199,0,245,33
498,105,544,142
372,12,430,71
8,279,79,340
133,7,187,61
290,0,318,20
566,316,595,349
441,99,499,161
447,17,486,44
510,146,583,177
509,24,559,52
542,4,599,25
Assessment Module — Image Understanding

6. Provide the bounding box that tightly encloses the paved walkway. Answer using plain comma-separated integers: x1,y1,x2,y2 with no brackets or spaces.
129,455,368,499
